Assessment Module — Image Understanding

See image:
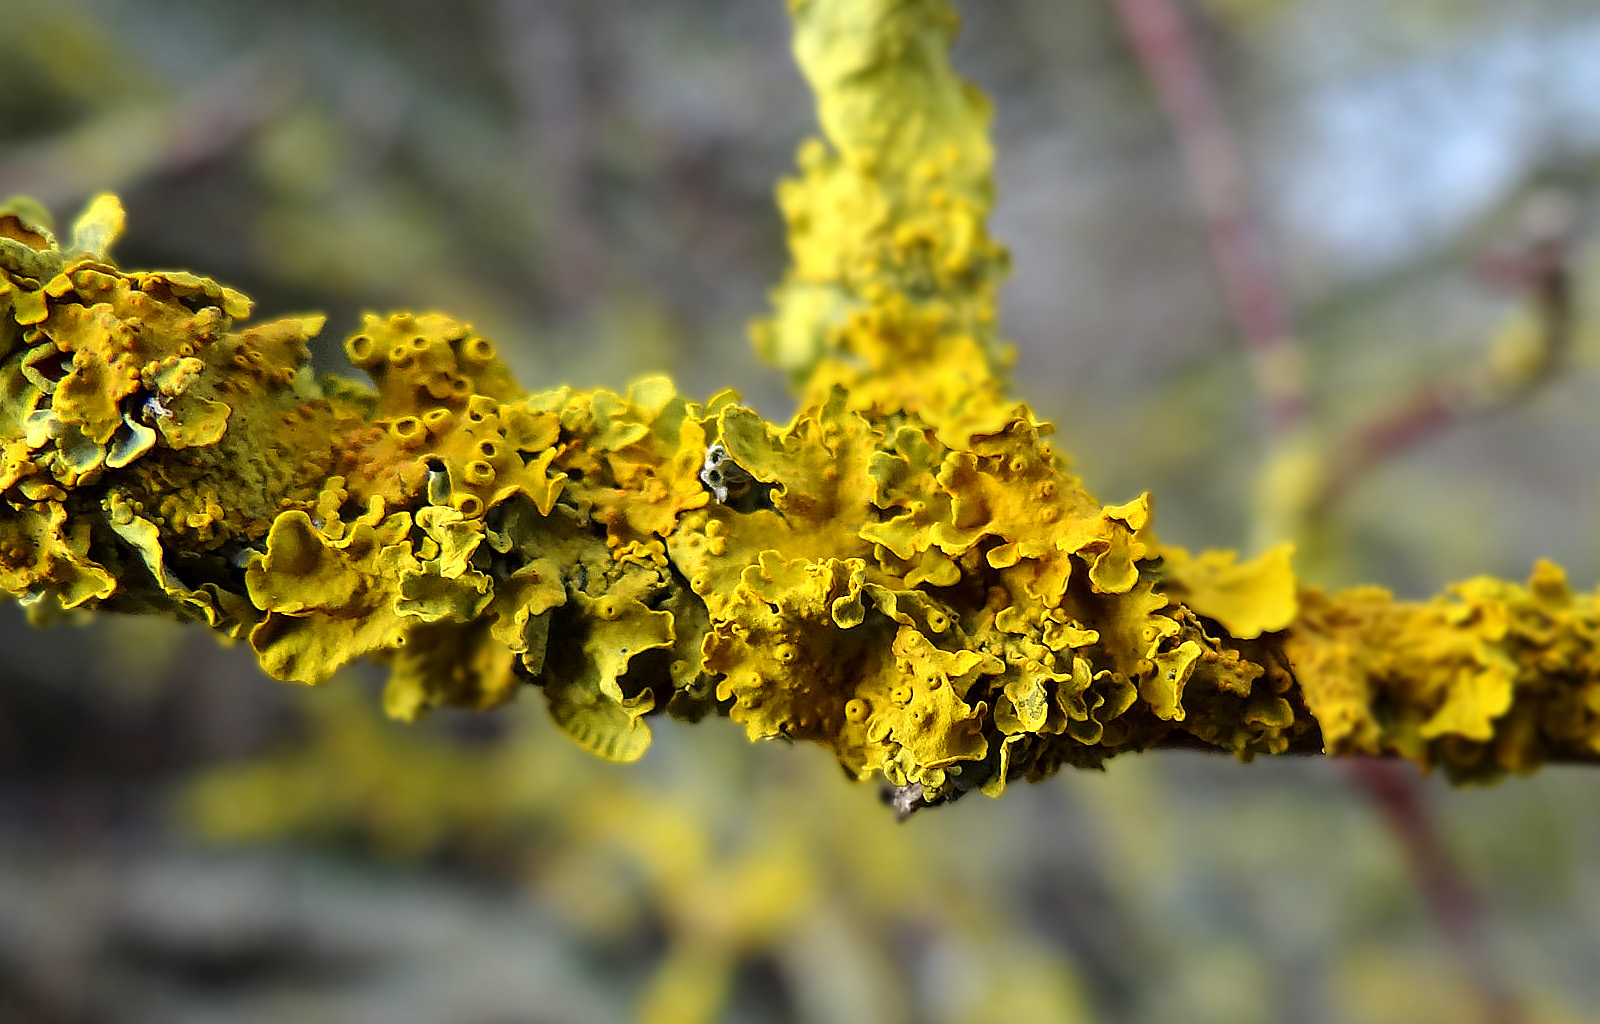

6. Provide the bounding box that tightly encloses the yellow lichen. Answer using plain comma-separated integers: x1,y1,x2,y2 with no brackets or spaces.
1163,542,1299,639
1285,560,1600,780
4,0,1600,812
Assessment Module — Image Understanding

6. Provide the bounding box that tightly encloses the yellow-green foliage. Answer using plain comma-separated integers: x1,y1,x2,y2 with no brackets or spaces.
3,0,1599,810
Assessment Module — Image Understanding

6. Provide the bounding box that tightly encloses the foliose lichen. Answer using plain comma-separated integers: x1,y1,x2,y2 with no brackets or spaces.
4,0,1599,810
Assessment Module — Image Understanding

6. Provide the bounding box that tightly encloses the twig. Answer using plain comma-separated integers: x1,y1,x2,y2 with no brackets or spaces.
1345,760,1521,1024
1112,0,1307,435
1312,204,1575,518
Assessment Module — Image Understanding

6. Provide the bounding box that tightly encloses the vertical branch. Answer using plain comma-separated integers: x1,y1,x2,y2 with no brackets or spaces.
760,0,1014,429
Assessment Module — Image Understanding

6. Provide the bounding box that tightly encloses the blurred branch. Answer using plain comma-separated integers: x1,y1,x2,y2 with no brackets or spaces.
1113,0,1306,436
1311,194,1577,520
1346,760,1521,1024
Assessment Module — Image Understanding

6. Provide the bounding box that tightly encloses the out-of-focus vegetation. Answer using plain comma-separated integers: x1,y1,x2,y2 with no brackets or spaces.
4,1,1600,1022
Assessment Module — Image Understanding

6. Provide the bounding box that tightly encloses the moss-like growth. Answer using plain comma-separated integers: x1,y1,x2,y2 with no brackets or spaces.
3,0,1599,810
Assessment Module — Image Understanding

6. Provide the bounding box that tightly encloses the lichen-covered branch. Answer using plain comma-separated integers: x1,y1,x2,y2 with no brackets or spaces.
3,0,1599,812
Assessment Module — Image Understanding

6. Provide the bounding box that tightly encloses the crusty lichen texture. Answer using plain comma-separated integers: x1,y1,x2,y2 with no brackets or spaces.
4,0,1599,810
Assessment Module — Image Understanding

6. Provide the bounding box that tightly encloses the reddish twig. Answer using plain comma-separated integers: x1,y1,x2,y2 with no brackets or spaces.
1113,0,1306,435
1313,222,1574,517
1344,760,1521,1024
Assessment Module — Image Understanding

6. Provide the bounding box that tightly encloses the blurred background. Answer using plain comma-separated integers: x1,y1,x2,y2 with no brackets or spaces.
4,0,1600,1021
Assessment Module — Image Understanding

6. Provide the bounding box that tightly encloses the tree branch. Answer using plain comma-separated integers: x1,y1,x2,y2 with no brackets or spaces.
3,0,1599,814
